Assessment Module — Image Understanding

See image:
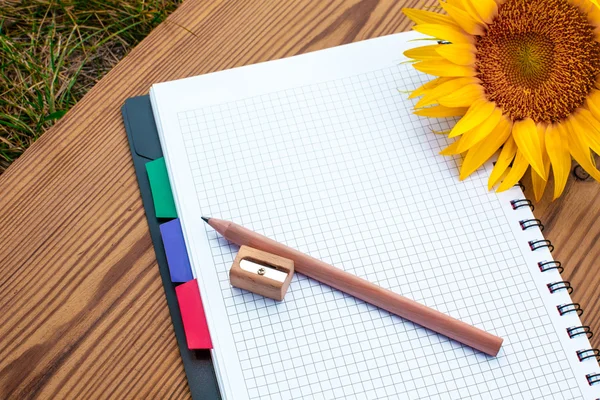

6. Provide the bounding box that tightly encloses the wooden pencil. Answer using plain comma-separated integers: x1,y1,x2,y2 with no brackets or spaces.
202,217,503,356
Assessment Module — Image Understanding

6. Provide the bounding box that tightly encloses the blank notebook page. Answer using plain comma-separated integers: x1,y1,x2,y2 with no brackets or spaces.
151,31,599,400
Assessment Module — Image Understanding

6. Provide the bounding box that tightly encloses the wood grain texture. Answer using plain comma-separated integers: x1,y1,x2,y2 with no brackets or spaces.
0,0,598,398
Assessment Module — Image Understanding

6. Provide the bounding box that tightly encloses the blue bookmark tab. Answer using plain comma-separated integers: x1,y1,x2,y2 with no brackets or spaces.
160,219,193,282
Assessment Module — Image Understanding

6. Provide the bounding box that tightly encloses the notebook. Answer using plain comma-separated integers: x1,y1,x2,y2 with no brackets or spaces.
148,31,600,399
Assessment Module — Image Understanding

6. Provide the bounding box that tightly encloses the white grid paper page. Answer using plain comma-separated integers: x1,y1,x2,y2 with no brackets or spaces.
151,32,599,400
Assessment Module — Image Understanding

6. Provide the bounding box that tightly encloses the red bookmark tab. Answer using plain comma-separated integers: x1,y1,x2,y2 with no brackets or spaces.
175,279,213,349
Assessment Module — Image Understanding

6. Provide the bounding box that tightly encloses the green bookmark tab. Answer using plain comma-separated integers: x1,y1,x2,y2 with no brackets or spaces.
146,157,177,218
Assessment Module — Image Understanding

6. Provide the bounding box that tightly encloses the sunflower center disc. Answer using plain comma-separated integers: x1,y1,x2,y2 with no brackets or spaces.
475,0,600,123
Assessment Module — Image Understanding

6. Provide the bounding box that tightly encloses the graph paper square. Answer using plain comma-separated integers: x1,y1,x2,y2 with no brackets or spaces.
173,63,583,399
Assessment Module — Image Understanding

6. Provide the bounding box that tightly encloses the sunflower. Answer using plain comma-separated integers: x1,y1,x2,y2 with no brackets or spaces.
403,0,600,200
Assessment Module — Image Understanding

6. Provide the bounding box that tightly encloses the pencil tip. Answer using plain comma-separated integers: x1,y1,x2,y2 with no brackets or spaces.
201,216,210,223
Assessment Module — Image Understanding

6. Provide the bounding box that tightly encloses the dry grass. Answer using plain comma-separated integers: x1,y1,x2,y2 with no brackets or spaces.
0,0,181,173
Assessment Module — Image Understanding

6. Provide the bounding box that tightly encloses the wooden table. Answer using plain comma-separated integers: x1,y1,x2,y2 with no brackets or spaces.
1,0,599,398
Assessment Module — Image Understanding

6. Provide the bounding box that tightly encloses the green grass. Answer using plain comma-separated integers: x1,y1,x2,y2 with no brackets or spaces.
0,0,181,173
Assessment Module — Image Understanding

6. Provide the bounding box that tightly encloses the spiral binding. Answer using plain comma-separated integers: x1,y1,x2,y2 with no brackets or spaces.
577,349,600,362
520,219,544,232
557,303,583,316
529,239,554,252
511,199,534,211
538,261,563,273
587,373,600,386
568,326,593,339
547,281,573,294
511,185,599,386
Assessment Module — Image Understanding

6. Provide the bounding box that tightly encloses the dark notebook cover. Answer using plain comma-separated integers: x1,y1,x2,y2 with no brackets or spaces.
121,95,221,400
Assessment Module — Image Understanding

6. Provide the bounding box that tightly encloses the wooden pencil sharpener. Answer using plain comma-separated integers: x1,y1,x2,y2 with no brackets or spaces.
229,246,294,301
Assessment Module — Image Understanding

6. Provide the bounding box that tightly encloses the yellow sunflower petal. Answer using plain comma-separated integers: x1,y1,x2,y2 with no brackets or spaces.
456,107,503,152
435,44,476,65
489,135,517,189
404,45,445,61
545,123,571,200
460,116,512,180
437,84,484,107
531,169,547,202
511,118,546,179
461,0,486,24
440,140,463,156
447,0,465,7
566,117,600,181
531,124,551,201
403,8,458,27
413,59,477,77
467,0,498,24
414,105,469,118
497,150,530,192
587,5,600,28
440,2,485,36
574,109,600,155
571,0,595,13
448,99,496,138
415,77,479,108
412,24,474,45
408,77,449,99
585,89,600,118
